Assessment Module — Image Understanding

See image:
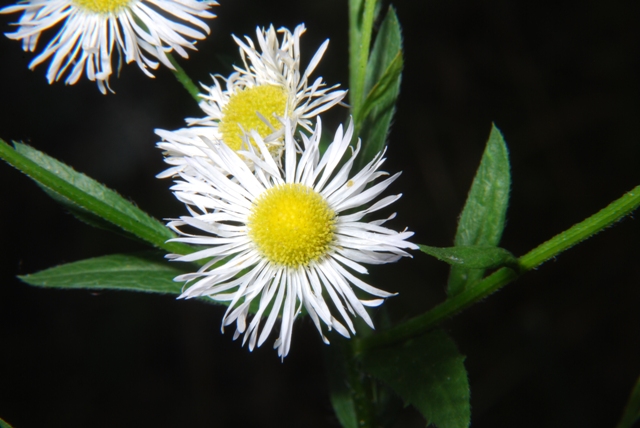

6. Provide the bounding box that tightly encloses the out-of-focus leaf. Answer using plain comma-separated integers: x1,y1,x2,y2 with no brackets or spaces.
0,416,14,428
448,124,511,296
324,339,359,428
362,329,470,428
616,374,640,428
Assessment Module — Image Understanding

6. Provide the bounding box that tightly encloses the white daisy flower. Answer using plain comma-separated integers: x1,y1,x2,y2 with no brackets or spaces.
166,118,417,358
1,0,217,93
156,23,346,178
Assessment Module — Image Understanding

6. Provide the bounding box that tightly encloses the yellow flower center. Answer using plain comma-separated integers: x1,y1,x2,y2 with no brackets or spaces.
220,85,288,151
248,183,336,268
73,0,131,13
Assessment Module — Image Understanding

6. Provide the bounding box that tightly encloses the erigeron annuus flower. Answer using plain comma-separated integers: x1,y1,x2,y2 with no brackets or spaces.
166,118,417,358
1,0,217,93
155,23,346,178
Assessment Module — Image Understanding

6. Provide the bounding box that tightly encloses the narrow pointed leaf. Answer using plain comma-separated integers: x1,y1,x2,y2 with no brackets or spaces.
0,139,192,255
420,245,517,270
358,52,403,125
356,6,403,168
362,329,470,428
20,253,264,312
448,124,511,296
19,253,189,294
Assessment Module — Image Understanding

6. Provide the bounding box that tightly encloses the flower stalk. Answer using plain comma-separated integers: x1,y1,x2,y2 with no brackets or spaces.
167,54,202,103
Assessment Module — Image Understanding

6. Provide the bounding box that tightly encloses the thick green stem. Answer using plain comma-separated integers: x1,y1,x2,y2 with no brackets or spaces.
357,185,640,354
348,0,378,121
167,54,201,103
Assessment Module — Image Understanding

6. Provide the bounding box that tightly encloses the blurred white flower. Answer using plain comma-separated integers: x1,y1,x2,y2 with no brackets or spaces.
1,0,217,93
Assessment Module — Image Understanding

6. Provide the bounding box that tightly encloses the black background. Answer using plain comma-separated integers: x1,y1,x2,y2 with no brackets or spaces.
1,0,639,427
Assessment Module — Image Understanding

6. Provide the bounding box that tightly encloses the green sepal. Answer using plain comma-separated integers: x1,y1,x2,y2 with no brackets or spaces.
362,329,471,428
420,244,517,270
0,139,192,255
448,124,511,296
356,6,403,169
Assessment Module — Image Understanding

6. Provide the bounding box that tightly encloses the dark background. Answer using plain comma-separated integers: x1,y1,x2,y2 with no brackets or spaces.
1,0,639,427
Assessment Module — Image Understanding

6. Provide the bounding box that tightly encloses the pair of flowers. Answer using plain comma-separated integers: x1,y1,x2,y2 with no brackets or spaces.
3,0,418,357
157,25,417,357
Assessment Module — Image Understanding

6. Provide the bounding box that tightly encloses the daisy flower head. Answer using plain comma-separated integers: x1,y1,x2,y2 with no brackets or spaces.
155,23,347,178
166,118,417,358
1,0,217,93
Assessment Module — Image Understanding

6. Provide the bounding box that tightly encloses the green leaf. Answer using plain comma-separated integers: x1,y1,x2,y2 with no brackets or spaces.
0,140,192,255
19,252,189,294
0,417,14,428
20,252,264,312
324,339,359,428
356,6,403,168
420,245,517,270
358,52,403,125
448,124,511,296
616,374,640,428
362,329,470,428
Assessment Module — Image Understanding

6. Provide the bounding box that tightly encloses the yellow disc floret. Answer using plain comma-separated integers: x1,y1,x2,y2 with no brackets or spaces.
220,85,288,152
248,183,336,268
73,0,131,13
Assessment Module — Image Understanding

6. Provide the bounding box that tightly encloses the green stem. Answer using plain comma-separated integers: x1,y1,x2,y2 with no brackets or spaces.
167,54,201,103
348,0,378,121
519,185,640,270
356,185,640,354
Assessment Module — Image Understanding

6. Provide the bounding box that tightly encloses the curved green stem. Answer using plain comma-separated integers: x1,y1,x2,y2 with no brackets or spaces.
356,185,640,354
167,53,201,103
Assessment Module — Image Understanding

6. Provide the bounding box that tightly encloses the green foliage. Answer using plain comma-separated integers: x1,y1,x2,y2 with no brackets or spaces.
355,6,403,169
0,417,14,428
324,339,359,428
419,245,517,270
19,252,188,294
0,140,192,256
348,0,382,117
616,375,640,428
362,330,470,428
448,124,511,296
